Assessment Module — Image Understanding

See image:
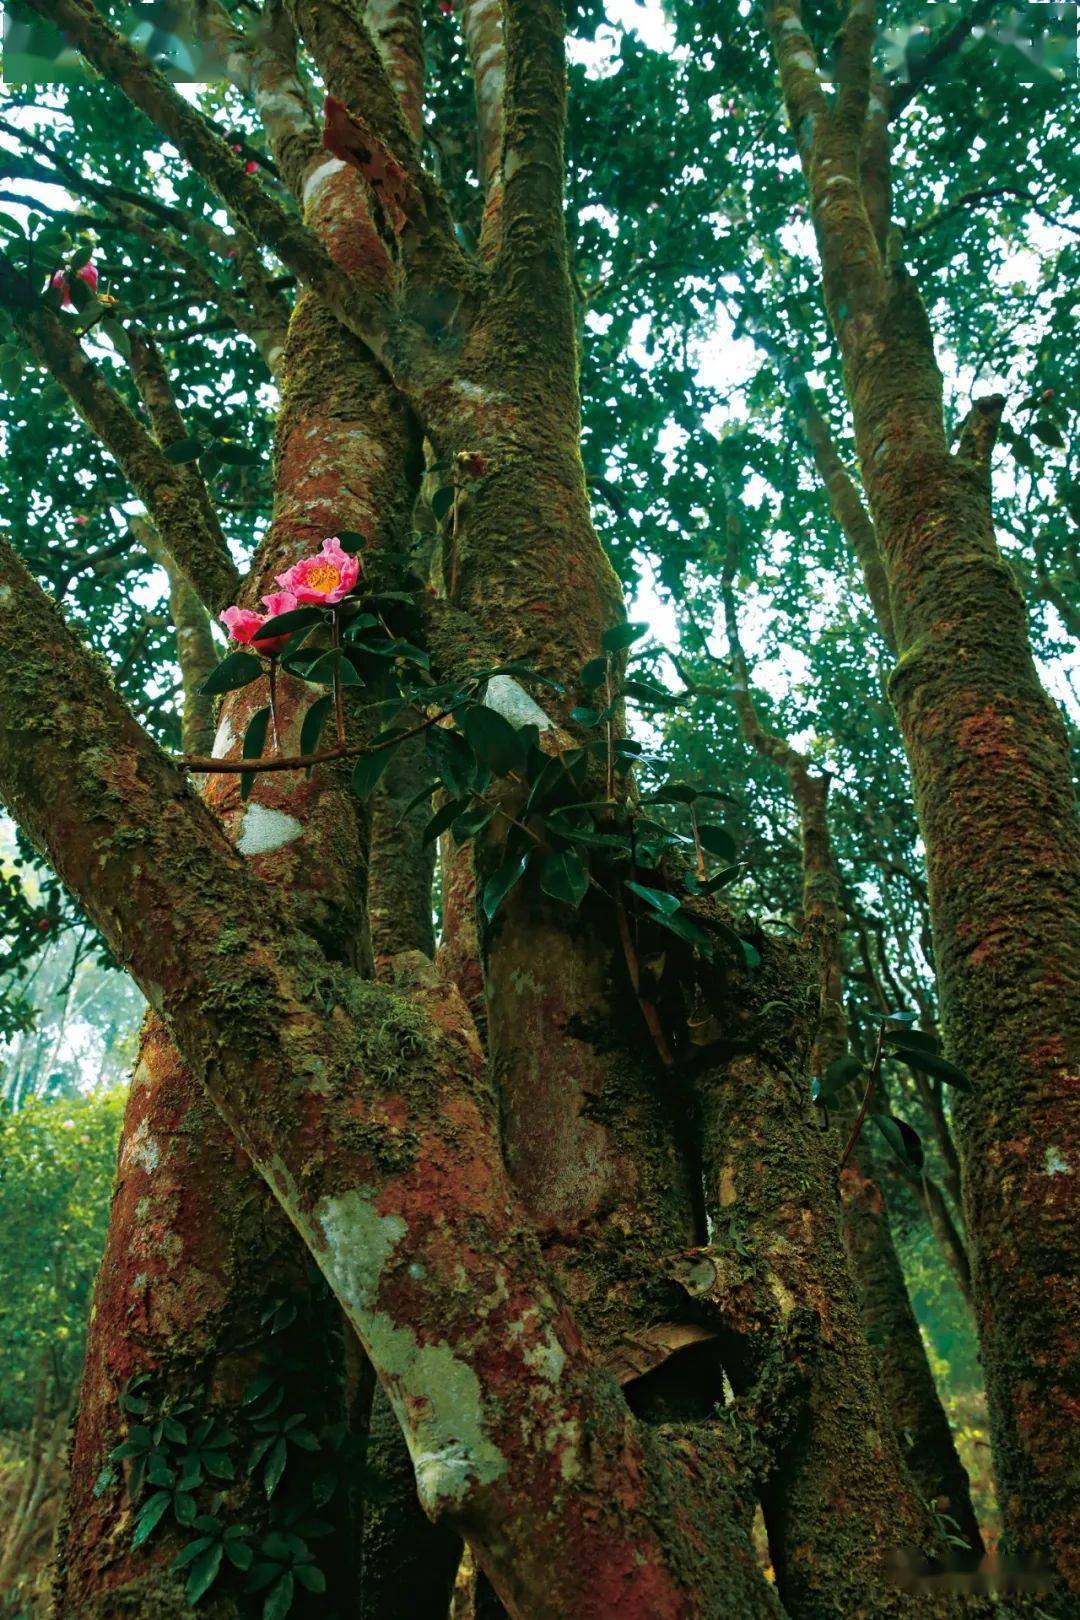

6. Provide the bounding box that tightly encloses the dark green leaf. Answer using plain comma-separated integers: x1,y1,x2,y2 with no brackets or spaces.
621,679,681,708
335,530,366,554
625,880,680,916
570,706,602,728
214,442,261,466
264,1437,288,1497
186,1542,225,1605
697,824,738,861
162,436,203,465
482,852,530,921
132,1492,170,1549
422,796,472,846
460,705,525,776
690,864,741,895
426,725,477,798
600,622,647,652
580,656,608,690
264,1572,295,1620
431,485,456,523
258,607,325,640
887,1044,973,1091
654,910,714,958
171,1536,214,1573
821,1054,862,1101
351,747,396,799
243,707,270,762
451,805,495,843
295,1563,326,1594
299,696,332,757
199,650,264,696
539,850,589,909
872,1113,924,1171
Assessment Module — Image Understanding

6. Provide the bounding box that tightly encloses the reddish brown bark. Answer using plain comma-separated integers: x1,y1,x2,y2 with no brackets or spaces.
0,537,780,1620
766,0,1080,1587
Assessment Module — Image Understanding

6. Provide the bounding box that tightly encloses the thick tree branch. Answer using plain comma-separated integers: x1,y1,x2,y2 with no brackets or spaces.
0,533,778,1620
191,0,323,198
956,392,1005,496
0,255,238,614
461,0,507,254
499,0,568,271
365,0,426,144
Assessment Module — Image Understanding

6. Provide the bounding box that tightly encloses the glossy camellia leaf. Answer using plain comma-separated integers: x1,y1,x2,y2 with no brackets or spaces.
482,852,530,922
697,824,738,861
460,704,525,777
600,621,647,652
539,850,589,909
872,1113,925,1172
625,880,681,916
299,695,333,757
198,650,264,696
350,746,395,799
422,796,472,847
885,1031,973,1091
162,436,203,465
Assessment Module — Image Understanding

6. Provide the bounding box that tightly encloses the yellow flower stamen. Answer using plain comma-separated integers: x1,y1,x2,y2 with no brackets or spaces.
305,562,341,594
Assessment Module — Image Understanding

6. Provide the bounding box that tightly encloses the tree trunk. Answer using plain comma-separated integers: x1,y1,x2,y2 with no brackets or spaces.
766,4,1080,1586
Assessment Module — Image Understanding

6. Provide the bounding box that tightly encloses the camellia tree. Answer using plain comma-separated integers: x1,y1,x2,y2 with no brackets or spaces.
0,0,1076,1617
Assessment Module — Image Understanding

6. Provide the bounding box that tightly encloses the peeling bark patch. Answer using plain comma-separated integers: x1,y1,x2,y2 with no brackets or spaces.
483,674,554,731
237,803,303,855
314,1188,507,1512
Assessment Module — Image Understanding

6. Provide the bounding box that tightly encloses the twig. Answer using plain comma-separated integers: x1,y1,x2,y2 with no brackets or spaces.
840,1024,885,1168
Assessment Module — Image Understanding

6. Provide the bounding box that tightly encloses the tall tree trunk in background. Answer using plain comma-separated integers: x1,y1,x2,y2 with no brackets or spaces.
717,517,984,1572
766,0,1080,1589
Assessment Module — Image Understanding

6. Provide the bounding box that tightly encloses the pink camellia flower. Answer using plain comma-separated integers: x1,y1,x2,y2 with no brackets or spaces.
220,590,299,655
275,536,361,606
50,261,99,308
220,605,268,646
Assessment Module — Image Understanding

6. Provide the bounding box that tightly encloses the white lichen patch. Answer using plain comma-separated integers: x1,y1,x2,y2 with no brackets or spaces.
125,1118,160,1175
237,804,303,856
1044,1146,1070,1177
483,675,554,732
302,156,348,209
212,713,238,760
314,1187,507,1511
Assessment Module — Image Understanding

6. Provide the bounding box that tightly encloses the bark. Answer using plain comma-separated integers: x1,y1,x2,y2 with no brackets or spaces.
719,519,983,1592
840,1151,983,1557
0,538,779,1620
54,123,417,1620
766,0,1080,1587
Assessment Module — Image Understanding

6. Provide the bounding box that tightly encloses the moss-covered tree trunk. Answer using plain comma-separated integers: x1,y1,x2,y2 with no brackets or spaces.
766,0,1080,1589
55,128,419,1615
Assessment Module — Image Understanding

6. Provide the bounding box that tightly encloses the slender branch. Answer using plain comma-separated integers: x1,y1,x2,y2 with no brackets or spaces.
888,0,1002,119
21,0,396,374
0,253,239,614
461,0,507,255
178,698,462,773
840,1024,884,1168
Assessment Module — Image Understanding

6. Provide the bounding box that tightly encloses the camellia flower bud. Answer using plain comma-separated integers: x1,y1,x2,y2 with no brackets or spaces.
219,589,298,654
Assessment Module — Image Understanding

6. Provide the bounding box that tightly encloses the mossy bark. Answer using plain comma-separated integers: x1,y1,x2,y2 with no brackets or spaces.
55,156,417,1619
765,6,1080,1585
0,539,780,1618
